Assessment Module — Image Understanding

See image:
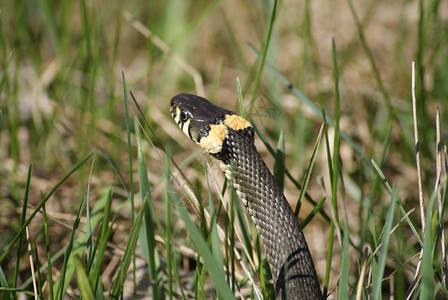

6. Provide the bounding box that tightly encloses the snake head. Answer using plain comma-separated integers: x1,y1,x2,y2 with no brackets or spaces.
170,94,231,152
170,93,253,154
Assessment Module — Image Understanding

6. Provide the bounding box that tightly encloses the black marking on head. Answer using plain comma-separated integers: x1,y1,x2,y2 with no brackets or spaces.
187,127,194,141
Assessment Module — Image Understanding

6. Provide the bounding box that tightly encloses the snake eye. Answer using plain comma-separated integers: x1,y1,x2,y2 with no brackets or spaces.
180,110,189,122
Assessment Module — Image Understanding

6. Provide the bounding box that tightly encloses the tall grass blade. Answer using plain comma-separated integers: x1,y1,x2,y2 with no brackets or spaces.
372,189,396,300
122,73,134,212
338,219,350,299
122,72,137,296
331,37,341,225
53,186,111,299
229,172,237,293
96,149,128,193
85,160,95,267
135,118,162,298
300,196,326,228
233,184,253,262
0,266,12,300
419,192,437,299
295,123,324,217
12,164,32,291
56,197,86,299
88,188,113,297
163,152,174,298
325,39,342,298
360,127,391,247
371,159,423,246
110,196,148,298
74,255,95,300
41,201,54,300
176,203,234,299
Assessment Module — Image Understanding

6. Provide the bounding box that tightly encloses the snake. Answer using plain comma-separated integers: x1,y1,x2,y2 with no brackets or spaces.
170,93,321,299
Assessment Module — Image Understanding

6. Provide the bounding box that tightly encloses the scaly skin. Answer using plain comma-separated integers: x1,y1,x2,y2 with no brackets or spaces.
171,94,321,299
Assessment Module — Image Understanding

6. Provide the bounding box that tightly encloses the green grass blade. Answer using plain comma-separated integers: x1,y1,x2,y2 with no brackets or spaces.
419,191,438,299
122,72,134,213
135,117,162,298
88,188,113,297
163,152,174,298
301,196,326,228
96,148,128,194
110,196,148,298
370,159,424,247
12,164,32,290
56,197,86,299
0,287,34,297
85,160,95,267
229,174,237,293
0,266,12,300
176,203,235,299
74,255,95,300
372,189,397,300
199,263,207,298
360,126,391,247
325,40,342,298
295,123,324,217
338,218,350,299
233,185,253,262
34,244,44,300
322,115,334,298
53,186,110,299
122,72,137,296
42,199,54,300
331,38,341,224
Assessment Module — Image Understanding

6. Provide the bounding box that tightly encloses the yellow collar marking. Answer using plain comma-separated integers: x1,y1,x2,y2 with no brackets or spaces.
195,114,252,154
223,114,251,131
198,123,226,154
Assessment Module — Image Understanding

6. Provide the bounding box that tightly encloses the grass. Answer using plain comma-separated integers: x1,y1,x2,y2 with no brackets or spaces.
1,0,448,299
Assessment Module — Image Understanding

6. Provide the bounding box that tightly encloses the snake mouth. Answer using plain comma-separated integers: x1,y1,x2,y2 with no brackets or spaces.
169,105,176,119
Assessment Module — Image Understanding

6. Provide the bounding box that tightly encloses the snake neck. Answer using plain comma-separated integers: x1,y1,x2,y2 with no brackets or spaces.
217,128,321,299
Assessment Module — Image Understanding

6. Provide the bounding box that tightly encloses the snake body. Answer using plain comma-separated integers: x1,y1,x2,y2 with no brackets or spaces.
170,94,321,299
